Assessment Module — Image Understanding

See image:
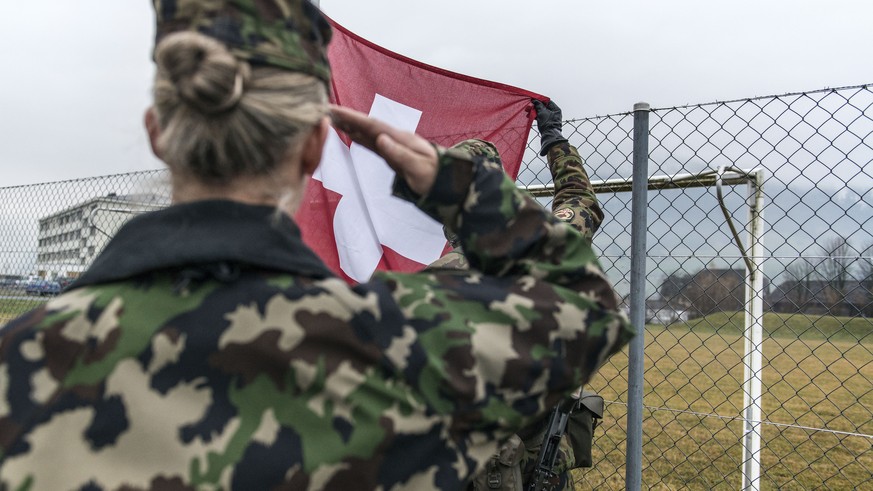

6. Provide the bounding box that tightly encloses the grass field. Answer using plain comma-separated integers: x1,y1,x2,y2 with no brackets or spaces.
0,297,48,325
572,312,873,490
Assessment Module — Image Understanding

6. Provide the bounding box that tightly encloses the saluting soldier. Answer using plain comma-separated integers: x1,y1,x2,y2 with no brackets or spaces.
430,100,608,491
0,2,632,489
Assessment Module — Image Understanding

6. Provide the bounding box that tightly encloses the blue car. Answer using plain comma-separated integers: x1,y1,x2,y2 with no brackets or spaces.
25,280,62,296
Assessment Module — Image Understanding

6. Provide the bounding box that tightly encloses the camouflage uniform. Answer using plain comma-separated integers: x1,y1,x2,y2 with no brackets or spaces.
523,143,606,491
429,140,605,491
0,145,632,489
431,141,601,273
545,141,603,242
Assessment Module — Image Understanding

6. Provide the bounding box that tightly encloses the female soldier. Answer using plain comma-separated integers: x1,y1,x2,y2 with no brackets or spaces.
0,1,632,489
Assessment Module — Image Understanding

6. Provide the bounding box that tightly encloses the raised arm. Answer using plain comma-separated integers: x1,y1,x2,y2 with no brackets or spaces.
534,99,604,243
332,105,632,435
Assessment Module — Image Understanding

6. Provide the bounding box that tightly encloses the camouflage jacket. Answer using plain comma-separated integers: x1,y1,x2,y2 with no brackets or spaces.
430,142,602,272
0,147,632,490
429,142,605,491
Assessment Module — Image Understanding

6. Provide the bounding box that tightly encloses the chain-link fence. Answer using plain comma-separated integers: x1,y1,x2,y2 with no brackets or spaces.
518,84,873,490
2,84,872,490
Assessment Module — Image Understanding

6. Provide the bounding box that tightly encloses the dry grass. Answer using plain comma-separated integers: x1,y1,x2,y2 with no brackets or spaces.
572,314,873,490
0,297,47,325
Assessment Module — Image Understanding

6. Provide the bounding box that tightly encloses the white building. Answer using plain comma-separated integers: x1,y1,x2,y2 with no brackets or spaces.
36,193,168,279
645,297,690,325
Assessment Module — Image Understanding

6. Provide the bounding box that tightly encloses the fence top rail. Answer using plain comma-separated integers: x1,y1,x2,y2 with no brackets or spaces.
0,169,167,192
562,82,870,124
522,168,759,197
648,82,871,113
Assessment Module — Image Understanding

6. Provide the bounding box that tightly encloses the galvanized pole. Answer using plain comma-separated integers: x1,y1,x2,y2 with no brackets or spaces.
626,102,650,491
741,170,766,491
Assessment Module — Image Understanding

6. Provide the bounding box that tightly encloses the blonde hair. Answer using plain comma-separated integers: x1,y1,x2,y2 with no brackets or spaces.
152,32,328,185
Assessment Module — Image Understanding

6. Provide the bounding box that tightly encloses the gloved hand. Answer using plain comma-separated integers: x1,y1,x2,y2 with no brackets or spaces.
533,99,568,156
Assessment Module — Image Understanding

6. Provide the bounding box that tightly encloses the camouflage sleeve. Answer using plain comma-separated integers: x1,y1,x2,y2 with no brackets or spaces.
547,141,604,242
382,145,632,436
425,249,469,270
397,145,597,279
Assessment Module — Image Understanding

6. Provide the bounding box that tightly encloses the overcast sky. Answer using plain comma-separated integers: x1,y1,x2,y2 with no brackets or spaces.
0,0,870,187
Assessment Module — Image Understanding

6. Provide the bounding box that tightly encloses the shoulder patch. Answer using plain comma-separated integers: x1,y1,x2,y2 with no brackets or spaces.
554,208,575,222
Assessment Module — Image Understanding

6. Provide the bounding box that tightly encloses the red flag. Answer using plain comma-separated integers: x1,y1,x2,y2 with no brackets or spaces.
295,18,545,283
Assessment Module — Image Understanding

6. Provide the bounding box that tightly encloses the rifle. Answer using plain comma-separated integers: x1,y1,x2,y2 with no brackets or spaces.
526,397,578,491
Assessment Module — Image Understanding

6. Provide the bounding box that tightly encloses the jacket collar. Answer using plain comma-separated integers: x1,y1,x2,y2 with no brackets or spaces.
72,199,334,288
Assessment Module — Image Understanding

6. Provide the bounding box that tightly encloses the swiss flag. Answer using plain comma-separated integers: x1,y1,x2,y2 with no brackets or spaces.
295,18,545,283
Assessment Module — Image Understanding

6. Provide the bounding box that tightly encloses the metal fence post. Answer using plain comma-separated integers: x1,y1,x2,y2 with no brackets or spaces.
626,102,650,491
742,169,766,491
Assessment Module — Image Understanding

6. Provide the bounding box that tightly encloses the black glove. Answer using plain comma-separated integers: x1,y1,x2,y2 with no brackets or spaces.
533,99,568,156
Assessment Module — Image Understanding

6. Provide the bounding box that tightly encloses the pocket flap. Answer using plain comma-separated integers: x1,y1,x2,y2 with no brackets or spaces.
496,434,525,466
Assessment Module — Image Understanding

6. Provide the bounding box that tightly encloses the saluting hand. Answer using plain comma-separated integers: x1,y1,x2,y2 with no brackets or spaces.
329,104,439,196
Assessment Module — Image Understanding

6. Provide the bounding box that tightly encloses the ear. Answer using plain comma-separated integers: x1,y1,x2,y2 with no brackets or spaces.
300,116,330,176
144,107,163,159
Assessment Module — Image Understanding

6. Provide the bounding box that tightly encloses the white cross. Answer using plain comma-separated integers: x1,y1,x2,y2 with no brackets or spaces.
313,94,447,282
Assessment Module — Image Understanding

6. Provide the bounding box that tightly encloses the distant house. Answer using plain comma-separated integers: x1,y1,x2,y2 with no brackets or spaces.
36,193,168,279
618,295,690,324
768,279,872,317
658,268,770,319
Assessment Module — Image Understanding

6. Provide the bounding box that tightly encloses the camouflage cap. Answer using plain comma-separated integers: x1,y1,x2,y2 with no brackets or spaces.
152,0,332,84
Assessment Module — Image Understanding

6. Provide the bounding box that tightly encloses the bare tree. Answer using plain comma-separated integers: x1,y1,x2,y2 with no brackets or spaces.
783,258,815,312
661,266,772,319
817,235,854,316
860,242,873,317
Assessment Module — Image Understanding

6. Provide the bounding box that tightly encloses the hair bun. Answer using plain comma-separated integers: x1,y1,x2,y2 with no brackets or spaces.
154,32,250,115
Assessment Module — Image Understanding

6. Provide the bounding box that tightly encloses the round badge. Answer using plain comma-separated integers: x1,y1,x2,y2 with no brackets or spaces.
554,208,575,221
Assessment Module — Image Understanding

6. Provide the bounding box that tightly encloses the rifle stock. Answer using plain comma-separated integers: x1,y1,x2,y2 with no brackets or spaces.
526,397,578,491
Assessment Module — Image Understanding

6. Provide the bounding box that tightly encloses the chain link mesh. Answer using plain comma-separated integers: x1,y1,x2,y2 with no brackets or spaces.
1,84,871,490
